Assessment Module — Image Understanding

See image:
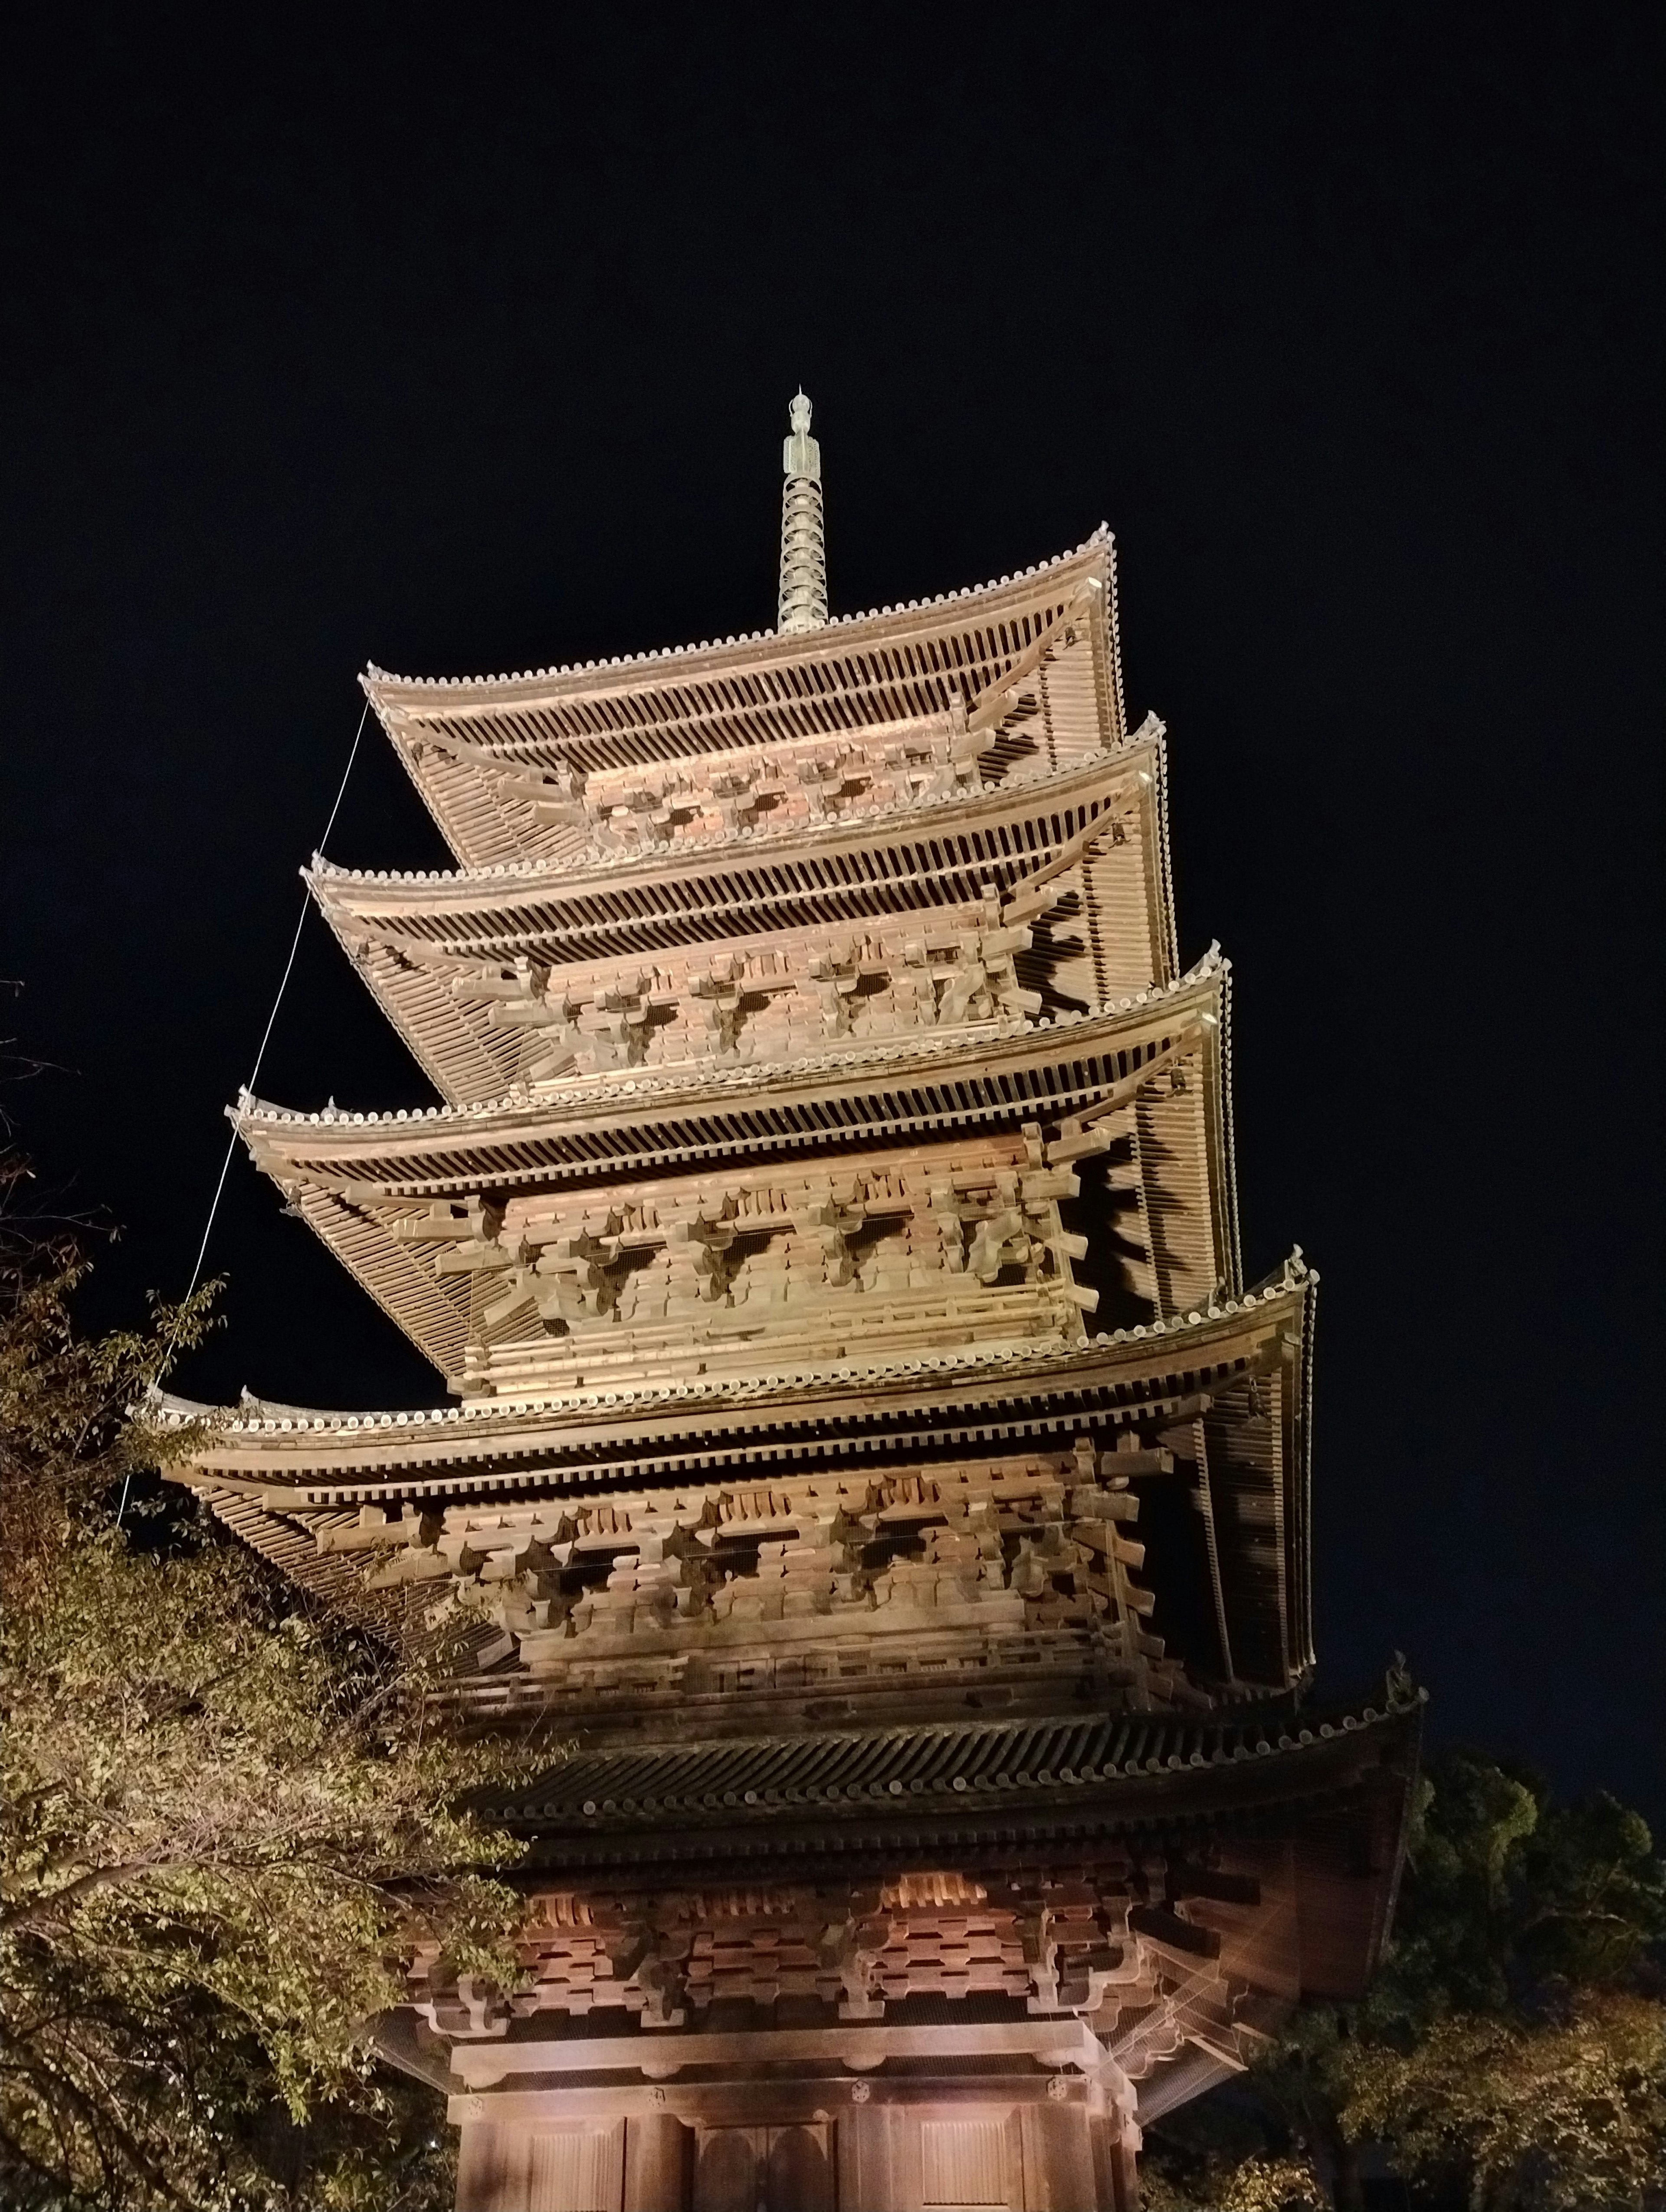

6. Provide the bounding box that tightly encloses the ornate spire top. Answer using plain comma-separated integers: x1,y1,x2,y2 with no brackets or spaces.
777,390,828,635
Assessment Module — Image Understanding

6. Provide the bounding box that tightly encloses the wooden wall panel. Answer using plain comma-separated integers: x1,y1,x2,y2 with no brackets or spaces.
922,2113,1016,2204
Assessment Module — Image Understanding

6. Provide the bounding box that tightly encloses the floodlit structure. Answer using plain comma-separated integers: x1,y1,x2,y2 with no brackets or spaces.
168,398,1419,2211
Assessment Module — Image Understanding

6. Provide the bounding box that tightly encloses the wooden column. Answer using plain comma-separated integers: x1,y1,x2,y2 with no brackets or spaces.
1020,2101,1101,2209
1096,2113,1143,2212
623,2113,691,2210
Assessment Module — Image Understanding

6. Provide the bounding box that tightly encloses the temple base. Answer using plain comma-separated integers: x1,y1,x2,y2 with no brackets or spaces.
453,2069,1139,2210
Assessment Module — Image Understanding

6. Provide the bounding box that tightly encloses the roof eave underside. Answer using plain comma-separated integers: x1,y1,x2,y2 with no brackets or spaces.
308,743,1177,1108
228,969,1240,1405
169,1267,1314,1686
363,539,1115,714
167,1273,1308,1484
234,958,1231,1196
308,738,1163,926
364,543,1124,872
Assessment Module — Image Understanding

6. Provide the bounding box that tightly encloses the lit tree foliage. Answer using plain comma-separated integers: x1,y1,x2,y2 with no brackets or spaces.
1143,1746,1666,2211
0,1157,540,2210
1142,2150,1328,2212
1342,1994,1666,2211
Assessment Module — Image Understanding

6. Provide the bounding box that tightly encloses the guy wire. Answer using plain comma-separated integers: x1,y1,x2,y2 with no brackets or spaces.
119,698,371,1525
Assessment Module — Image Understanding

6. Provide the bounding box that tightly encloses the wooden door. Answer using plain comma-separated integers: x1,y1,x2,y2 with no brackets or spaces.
692,2121,835,2212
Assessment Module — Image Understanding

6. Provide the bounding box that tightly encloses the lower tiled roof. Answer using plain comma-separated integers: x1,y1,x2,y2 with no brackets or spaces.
493,1688,1422,1857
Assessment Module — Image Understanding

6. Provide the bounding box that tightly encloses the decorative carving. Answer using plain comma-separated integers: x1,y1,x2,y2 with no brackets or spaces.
822,1903,887,2022
354,1438,1205,1726
435,905,1047,1081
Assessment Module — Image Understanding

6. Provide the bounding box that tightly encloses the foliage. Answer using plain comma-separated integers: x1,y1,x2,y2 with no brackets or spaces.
1343,1993,1666,2212
1143,1741,1666,2212
1371,1750,1666,2035
1142,2148,1328,2212
0,1163,543,2210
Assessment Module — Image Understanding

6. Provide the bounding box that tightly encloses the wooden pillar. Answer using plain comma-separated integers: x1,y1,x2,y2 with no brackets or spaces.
1092,2114,1141,2212
624,2114,691,2210
837,2104,915,2208
1020,2101,1100,2209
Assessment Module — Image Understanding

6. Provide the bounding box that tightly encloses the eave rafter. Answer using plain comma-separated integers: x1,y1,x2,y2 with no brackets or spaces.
364,540,1125,870
166,1261,1315,1689
308,739,1176,1108
225,959,1240,1410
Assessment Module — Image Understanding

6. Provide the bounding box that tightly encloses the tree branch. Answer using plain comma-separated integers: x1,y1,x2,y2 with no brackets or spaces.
0,1856,195,1936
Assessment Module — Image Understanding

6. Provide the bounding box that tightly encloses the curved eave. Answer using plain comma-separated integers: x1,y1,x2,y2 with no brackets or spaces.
235,955,1231,1196
309,736,1164,926
164,1269,1308,1486
310,740,1175,1108
489,1686,1423,1850
364,541,1125,870
365,537,1114,712
229,963,1240,1408
486,1686,1422,2003
169,1265,1314,1689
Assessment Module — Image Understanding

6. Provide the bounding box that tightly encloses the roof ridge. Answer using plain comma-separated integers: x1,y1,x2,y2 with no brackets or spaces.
155,1260,1302,1437
309,725,1159,890
232,941,1226,1129
361,531,1111,694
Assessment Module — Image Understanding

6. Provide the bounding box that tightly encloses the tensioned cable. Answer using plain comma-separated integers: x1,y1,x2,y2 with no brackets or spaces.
119,698,370,1526
183,698,370,1302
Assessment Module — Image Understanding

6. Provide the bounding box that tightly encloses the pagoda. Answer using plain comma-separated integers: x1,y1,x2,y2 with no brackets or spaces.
167,397,1420,2212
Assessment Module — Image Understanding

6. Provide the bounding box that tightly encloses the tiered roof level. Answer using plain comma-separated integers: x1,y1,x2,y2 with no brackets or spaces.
167,399,1417,2211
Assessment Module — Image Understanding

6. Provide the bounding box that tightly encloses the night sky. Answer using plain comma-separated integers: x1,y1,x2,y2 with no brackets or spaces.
4,11,1659,1823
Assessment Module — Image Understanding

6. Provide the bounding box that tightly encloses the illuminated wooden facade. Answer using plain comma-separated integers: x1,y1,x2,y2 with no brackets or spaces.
168,398,1418,2210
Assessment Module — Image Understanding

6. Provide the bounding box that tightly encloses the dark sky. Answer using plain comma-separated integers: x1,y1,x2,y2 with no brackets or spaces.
3,10,1660,1823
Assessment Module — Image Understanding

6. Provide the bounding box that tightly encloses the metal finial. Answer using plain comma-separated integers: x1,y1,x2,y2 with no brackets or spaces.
777,391,828,634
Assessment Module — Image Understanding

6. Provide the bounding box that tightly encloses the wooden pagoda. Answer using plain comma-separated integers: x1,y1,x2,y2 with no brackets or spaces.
166,398,1420,2211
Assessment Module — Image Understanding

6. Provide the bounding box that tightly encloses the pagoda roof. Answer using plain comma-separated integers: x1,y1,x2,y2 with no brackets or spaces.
471,1681,1422,2006
362,538,1125,870
488,1680,1422,1861
230,955,1238,1395
234,948,1229,1194
165,1260,1315,1689
162,1264,1308,1488
308,739,1177,1108
310,731,1165,918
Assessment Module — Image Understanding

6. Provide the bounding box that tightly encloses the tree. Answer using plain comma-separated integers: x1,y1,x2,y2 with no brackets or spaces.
1142,1742,1666,2211
1342,1993,1666,2212
1141,2149,1328,2212
1370,1747,1666,2033
0,1155,540,2210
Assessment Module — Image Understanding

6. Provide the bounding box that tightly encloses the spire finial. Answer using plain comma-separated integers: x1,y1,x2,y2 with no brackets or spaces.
777,391,828,635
